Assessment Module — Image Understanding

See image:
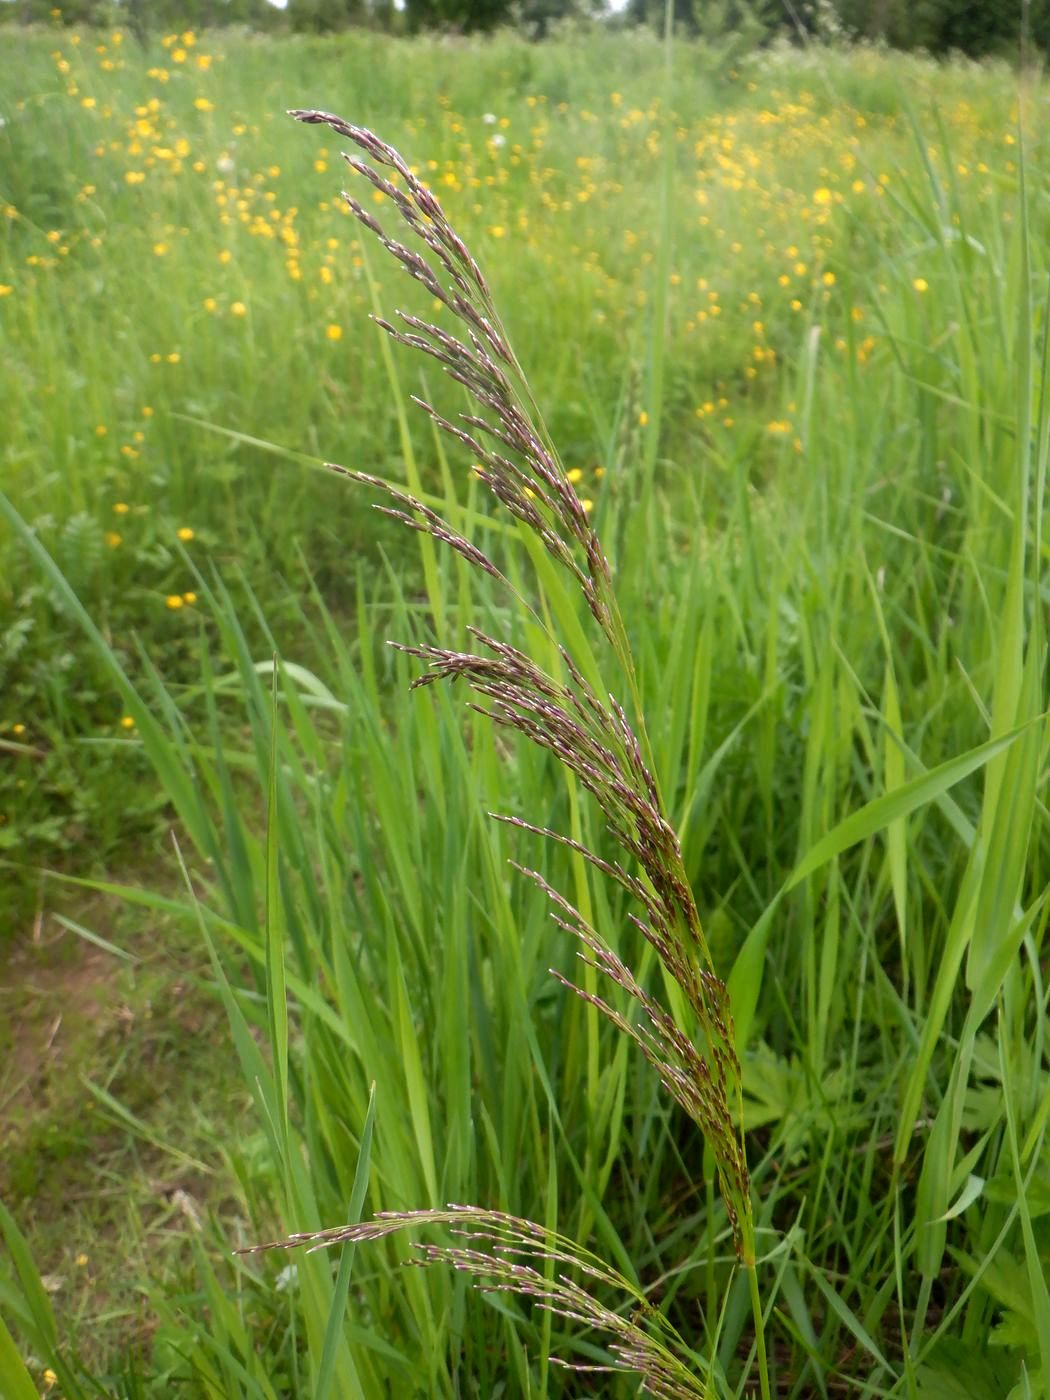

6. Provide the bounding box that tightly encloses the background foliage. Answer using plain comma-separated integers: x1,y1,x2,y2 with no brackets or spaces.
2,0,1048,54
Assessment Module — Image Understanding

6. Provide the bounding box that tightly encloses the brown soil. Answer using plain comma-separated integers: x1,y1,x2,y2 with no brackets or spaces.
1,899,128,1119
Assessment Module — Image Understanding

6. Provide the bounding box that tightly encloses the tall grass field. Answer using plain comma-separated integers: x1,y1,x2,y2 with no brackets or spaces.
2,17,1049,1398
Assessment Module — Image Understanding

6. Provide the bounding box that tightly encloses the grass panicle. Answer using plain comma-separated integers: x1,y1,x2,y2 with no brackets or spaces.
290,108,623,651
246,110,765,1390
242,1206,708,1398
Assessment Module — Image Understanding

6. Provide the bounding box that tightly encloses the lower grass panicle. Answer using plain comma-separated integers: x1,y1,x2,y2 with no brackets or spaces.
242,1206,711,1398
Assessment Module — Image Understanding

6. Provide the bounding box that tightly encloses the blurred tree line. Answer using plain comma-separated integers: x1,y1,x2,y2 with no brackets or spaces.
4,0,1047,56
834,0,1050,53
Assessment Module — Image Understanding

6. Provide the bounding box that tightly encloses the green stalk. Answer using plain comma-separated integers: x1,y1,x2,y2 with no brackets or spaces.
745,1244,772,1400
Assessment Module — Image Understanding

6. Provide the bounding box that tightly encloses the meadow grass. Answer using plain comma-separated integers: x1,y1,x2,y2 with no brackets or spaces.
0,25,1030,894
2,20,1049,1398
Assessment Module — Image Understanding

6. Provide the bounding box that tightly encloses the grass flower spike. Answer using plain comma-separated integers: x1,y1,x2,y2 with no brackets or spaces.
252,109,766,1394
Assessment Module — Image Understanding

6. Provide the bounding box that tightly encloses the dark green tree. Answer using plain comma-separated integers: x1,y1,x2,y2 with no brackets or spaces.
288,0,370,31
402,0,514,32
836,0,1048,54
625,0,783,45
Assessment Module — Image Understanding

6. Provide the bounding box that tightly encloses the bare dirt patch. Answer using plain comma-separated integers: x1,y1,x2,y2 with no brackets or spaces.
1,882,248,1375
3,921,119,1117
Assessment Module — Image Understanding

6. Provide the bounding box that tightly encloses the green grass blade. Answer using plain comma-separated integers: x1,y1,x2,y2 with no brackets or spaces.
265,661,291,1157
0,1312,40,1400
787,717,1042,892
315,1083,377,1400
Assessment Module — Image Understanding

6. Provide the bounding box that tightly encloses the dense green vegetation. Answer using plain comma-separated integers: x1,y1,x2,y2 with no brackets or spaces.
2,22,1049,1398
4,0,1049,56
